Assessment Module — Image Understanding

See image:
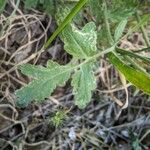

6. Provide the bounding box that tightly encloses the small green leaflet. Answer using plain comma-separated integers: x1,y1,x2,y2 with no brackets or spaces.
61,22,97,58
114,19,127,42
132,136,141,150
72,62,96,108
16,60,71,107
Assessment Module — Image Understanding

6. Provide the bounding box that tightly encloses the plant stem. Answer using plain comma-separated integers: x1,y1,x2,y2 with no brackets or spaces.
44,0,88,49
103,1,114,46
116,48,150,64
68,46,115,72
135,12,150,47
124,56,146,73
134,47,150,53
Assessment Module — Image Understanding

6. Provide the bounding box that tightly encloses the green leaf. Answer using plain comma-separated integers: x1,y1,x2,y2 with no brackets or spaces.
61,22,97,59
44,0,88,48
116,48,150,65
24,0,55,15
108,8,135,22
72,62,96,108
130,131,141,150
114,19,127,41
55,0,76,24
0,0,7,13
16,60,71,107
115,0,139,7
89,0,103,23
42,0,55,15
16,21,98,108
108,52,150,95
132,137,141,150
24,0,38,9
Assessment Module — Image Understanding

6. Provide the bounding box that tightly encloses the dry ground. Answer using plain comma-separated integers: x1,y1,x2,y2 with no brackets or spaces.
0,1,150,150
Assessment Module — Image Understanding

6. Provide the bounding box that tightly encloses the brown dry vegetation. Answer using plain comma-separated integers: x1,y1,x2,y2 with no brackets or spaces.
0,1,150,150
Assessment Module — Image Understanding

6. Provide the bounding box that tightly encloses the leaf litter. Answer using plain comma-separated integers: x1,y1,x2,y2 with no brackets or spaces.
0,0,150,150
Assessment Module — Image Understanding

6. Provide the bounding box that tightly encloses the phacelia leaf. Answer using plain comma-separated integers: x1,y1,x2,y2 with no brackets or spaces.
16,22,98,109
16,60,71,107
61,22,97,59
71,62,96,108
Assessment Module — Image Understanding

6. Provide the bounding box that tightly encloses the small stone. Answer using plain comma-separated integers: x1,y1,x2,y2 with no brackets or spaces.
68,127,76,140
121,130,129,138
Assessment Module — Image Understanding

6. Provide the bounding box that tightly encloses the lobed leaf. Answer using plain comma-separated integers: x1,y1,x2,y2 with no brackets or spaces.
72,62,96,108
61,22,97,59
16,20,98,108
16,60,71,107
42,0,55,15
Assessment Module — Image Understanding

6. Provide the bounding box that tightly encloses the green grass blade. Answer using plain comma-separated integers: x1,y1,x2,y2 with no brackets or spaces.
0,0,7,13
116,48,150,65
108,52,150,95
44,0,88,49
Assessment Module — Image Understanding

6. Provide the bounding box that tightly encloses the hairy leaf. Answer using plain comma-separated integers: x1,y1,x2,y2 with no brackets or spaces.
61,22,97,58
16,61,71,107
72,62,96,108
16,21,98,108
55,0,76,24
45,0,87,48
